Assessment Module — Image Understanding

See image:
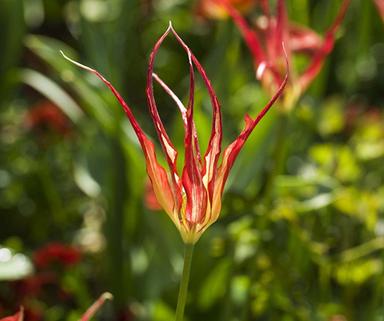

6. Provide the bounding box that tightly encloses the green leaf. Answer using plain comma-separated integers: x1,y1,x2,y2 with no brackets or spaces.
25,35,115,132
335,259,383,285
20,68,84,123
198,259,231,309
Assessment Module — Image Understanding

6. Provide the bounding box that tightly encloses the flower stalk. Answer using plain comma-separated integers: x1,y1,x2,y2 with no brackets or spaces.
175,243,195,321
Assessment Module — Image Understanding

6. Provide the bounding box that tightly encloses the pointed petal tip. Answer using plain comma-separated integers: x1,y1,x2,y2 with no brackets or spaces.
60,50,95,73
18,307,24,321
101,292,113,301
168,21,174,32
281,41,290,79
80,292,114,321
60,50,74,63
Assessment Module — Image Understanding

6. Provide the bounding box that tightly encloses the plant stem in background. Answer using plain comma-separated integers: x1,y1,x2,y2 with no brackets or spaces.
261,112,291,206
39,153,65,225
175,243,195,321
106,135,128,310
241,112,291,321
221,240,236,321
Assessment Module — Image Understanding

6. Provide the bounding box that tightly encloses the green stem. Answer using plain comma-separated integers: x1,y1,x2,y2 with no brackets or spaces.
106,135,127,310
241,113,291,321
221,241,236,321
261,112,290,206
175,243,195,321
39,153,65,224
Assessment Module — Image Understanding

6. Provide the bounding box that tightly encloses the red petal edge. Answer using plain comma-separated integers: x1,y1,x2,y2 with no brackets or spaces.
61,51,177,216
215,0,266,66
80,292,112,321
298,0,351,91
146,25,180,176
218,47,289,192
170,26,223,204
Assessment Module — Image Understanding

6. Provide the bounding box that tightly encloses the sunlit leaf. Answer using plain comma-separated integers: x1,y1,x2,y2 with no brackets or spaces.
335,259,382,285
20,69,84,123
0,248,33,281
198,259,231,309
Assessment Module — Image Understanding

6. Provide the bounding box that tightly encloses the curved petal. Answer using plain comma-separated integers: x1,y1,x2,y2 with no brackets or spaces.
288,24,322,53
146,25,181,181
219,0,283,85
153,73,201,162
81,293,112,321
163,27,207,224
216,0,265,65
151,38,207,225
271,0,288,61
212,65,289,218
61,51,149,147
298,0,351,92
61,51,177,219
152,73,188,126
144,136,178,218
170,25,223,203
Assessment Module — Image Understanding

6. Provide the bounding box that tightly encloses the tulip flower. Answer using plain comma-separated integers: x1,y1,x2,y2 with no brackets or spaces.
63,23,287,321
62,23,287,245
216,0,350,110
33,243,81,269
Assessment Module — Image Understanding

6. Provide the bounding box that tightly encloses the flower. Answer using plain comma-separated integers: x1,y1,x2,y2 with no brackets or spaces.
216,0,350,110
0,293,112,321
374,0,384,21
197,0,254,20
62,23,287,244
25,101,71,137
33,243,81,269
12,273,56,298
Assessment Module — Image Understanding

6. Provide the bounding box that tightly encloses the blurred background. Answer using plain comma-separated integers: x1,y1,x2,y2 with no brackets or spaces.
0,0,383,320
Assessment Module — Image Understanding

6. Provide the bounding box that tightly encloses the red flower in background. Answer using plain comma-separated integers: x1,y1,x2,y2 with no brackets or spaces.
25,101,71,137
374,0,384,21
197,0,254,19
62,23,287,244
33,243,81,269
216,0,350,109
1,244,82,321
12,274,56,299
